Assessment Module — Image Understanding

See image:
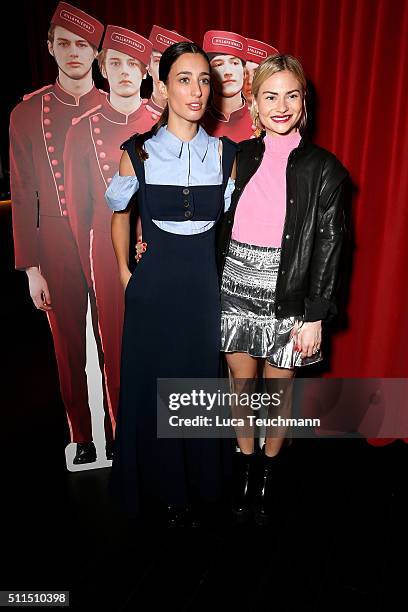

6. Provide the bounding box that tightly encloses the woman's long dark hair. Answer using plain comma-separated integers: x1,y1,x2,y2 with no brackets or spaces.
134,41,210,161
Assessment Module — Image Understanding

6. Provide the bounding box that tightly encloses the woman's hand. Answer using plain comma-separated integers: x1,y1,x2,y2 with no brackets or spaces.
135,239,147,262
293,320,322,358
120,268,132,291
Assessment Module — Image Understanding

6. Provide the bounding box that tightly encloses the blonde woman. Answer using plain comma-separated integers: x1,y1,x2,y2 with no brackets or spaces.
217,54,349,525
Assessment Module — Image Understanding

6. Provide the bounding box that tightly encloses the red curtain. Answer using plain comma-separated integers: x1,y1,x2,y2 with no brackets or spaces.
16,0,408,376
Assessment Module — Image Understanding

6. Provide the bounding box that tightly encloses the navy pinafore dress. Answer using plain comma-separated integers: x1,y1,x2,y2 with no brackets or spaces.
109,133,237,517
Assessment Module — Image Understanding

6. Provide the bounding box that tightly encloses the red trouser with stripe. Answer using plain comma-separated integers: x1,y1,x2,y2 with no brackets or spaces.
38,216,114,443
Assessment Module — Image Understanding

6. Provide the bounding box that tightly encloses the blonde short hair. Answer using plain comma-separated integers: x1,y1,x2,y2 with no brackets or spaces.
251,54,307,133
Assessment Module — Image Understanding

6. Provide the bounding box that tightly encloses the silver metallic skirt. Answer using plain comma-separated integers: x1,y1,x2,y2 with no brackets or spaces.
220,239,323,369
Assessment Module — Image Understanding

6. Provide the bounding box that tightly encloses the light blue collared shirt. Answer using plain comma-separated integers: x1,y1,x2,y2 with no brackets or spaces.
105,125,235,234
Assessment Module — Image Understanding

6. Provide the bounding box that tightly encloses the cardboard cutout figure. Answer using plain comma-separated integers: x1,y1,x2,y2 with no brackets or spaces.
202,30,253,140
145,25,193,120
243,37,279,109
64,26,155,448
9,2,109,467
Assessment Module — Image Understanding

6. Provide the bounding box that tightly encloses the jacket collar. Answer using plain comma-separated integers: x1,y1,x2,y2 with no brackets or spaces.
146,95,165,115
207,98,248,123
153,124,210,161
100,97,146,124
53,79,101,107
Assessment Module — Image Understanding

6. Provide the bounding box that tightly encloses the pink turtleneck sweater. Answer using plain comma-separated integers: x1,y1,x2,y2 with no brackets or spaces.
231,131,301,247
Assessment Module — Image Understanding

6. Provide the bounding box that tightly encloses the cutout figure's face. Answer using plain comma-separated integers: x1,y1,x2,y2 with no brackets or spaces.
210,55,244,97
243,60,259,99
147,51,162,84
48,25,96,80
103,49,145,97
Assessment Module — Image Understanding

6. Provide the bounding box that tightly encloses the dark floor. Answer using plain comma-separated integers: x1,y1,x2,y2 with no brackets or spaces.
1,202,406,611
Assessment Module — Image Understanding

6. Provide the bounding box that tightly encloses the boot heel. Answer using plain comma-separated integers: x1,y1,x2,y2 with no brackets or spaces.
253,444,283,527
231,449,256,522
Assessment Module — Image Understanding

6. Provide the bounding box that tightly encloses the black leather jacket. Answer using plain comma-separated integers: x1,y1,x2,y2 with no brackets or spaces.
217,132,349,321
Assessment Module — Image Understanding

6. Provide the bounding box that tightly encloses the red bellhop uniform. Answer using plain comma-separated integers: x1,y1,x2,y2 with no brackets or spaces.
202,100,254,141
9,81,111,445
64,97,156,429
202,29,254,141
145,96,164,121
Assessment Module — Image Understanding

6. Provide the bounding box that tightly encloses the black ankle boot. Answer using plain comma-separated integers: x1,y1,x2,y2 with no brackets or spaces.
253,446,281,527
231,449,256,522
105,439,114,460
166,505,188,527
73,442,97,465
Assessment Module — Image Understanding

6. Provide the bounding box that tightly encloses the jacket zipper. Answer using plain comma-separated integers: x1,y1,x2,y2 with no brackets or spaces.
274,149,297,308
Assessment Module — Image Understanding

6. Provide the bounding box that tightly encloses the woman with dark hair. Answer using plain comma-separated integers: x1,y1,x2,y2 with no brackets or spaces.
105,41,237,526
217,54,349,525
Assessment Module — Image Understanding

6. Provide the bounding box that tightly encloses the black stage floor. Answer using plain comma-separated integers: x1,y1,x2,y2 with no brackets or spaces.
1,203,406,611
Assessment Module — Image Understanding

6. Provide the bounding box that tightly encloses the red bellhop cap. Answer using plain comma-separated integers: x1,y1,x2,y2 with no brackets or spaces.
102,25,153,66
50,2,104,48
203,30,248,61
148,25,192,53
246,37,279,63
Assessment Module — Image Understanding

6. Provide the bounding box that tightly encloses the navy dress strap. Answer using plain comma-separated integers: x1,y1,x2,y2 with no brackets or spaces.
220,136,239,194
120,134,146,187
120,132,238,225
213,136,238,224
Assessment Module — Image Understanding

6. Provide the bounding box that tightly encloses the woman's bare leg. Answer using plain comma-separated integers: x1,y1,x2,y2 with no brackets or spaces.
263,362,295,457
226,352,258,454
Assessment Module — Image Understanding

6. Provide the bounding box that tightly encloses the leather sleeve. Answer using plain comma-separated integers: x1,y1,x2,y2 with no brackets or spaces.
304,157,349,322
